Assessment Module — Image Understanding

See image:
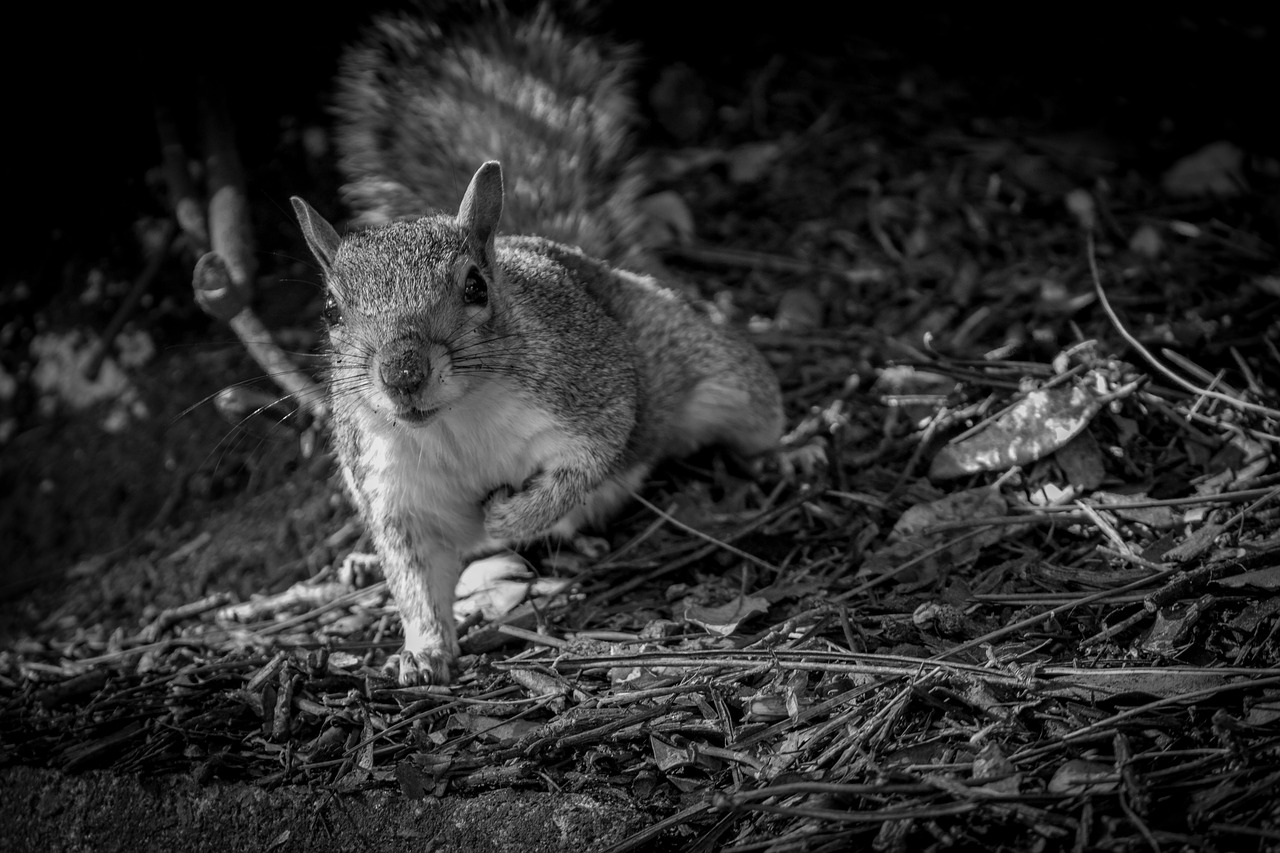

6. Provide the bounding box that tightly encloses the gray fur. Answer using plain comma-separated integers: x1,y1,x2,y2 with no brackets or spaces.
334,4,647,267
305,7,784,686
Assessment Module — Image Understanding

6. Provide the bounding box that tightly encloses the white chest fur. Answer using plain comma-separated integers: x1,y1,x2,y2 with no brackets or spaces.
351,382,566,550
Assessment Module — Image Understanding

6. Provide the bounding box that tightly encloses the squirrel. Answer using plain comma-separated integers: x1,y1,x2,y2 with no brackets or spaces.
291,3,784,685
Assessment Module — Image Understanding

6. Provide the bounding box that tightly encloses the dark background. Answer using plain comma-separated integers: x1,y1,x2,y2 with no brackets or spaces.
9,4,1277,289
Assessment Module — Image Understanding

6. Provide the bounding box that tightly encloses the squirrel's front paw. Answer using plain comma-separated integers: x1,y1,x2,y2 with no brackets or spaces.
482,485,517,537
484,493,529,541
385,646,454,686
484,488,549,543
774,438,828,480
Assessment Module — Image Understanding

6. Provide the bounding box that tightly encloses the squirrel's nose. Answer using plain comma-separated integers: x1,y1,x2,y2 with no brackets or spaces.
380,351,428,396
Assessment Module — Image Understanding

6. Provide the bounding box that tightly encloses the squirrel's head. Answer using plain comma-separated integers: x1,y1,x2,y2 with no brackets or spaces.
292,162,512,427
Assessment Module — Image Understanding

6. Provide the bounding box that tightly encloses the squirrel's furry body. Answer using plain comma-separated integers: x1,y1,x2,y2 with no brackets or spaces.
294,4,783,684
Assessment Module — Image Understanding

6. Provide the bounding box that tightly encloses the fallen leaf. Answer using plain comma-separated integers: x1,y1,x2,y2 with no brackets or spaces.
1245,697,1280,726
1141,595,1214,655
860,487,1008,583
682,594,770,636
756,729,815,779
1229,595,1280,632
1043,668,1231,703
395,760,430,800
454,554,570,621
1054,428,1106,490
911,601,970,637
1215,566,1280,591
1048,759,1117,794
450,712,540,744
508,668,568,700
1092,492,1179,529
887,486,1007,539
1162,140,1246,197
972,743,1021,794
650,732,700,772
930,383,1103,479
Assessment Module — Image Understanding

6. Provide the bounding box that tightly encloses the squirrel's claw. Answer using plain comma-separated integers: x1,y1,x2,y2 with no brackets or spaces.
386,647,453,686
774,439,829,481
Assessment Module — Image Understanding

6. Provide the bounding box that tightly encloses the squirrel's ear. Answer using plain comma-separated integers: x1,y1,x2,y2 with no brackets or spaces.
457,161,503,249
291,197,341,274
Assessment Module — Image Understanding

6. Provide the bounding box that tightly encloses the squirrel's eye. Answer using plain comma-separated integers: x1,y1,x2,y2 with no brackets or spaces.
463,267,488,306
322,294,343,325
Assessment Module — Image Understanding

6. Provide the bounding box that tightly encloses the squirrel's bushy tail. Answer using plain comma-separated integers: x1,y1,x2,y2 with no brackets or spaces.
335,2,648,266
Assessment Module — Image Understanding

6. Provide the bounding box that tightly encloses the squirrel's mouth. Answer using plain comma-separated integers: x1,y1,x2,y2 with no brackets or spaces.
394,406,441,426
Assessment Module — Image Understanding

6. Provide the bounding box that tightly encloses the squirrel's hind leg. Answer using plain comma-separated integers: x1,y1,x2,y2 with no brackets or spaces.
676,368,784,459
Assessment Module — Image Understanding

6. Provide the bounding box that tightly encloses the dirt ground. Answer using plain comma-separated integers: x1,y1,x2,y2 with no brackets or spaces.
3,5,1278,852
